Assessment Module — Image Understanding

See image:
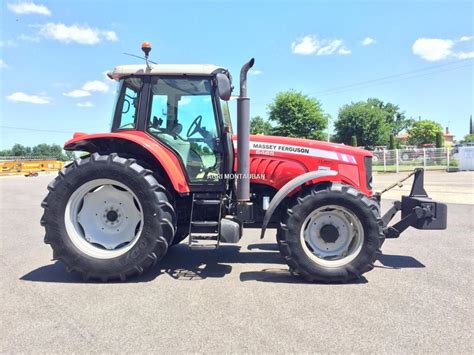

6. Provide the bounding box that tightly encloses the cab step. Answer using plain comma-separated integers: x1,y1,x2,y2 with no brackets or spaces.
188,193,223,248
191,221,219,227
194,199,221,206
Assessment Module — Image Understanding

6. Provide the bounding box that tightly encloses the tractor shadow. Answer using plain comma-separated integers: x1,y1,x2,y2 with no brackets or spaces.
20,243,424,284
142,243,285,282
20,243,284,284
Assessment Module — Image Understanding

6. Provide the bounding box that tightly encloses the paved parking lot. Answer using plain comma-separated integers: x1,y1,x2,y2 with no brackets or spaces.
1,174,473,353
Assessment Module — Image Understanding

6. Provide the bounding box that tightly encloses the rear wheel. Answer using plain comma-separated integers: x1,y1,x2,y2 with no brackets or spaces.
41,153,176,281
277,184,383,282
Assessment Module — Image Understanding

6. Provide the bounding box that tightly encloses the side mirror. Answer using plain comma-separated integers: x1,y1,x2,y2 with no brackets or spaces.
216,73,232,101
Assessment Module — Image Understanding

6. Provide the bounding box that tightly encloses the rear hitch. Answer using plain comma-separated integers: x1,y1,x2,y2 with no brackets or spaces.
380,168,447,239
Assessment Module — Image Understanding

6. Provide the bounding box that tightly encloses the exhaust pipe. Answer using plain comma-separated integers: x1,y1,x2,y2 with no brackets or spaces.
236,58,255,201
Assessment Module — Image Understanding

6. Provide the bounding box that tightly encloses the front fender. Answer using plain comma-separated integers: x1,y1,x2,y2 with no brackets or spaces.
64,131,190,193
259,170,338,239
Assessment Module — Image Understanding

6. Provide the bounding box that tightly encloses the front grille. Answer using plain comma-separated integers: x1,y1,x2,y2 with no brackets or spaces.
364,156,373,190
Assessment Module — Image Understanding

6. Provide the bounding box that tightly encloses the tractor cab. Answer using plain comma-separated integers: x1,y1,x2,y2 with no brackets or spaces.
109,63,234,188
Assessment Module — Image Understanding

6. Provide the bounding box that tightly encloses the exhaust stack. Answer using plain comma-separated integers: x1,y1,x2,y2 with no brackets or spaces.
236,58,255,201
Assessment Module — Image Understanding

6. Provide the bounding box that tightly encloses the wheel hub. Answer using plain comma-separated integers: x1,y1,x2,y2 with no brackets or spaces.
106,210,119,222
319,224,339,243
68,181,143,255
300,205,364,267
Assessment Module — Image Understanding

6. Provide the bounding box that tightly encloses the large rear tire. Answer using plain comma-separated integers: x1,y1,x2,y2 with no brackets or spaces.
277,184,383,283
41,153,176,281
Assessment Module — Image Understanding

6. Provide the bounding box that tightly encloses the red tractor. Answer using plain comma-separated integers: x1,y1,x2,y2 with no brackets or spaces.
41,43,447,282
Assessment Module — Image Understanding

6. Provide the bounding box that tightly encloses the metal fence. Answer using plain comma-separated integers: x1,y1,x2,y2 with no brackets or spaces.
0,156,61,161
372,147,459,172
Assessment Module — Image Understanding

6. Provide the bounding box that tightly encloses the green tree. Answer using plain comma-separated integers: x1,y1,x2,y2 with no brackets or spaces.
268,90,328,140
334,101,390,148
435,132,444,148
11,144,31,156
461,133,474,143
0,143,70,160
250,115,272,135
32,143,52,157
48,144,65,159
65,150,76,161
367,98,413,135
350,135,358,147
407,120,443,146
389,135,396,150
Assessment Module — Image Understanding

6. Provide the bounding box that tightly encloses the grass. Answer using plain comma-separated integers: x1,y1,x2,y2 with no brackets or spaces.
373,165,450,172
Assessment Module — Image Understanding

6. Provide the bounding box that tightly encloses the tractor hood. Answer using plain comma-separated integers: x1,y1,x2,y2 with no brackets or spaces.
233,134,372,163
232,134,373,194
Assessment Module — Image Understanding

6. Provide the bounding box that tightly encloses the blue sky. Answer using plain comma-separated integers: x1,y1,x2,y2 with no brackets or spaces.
1,0,473,149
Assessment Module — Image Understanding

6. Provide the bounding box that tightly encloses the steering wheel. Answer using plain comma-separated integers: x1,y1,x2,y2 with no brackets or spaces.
186,115,203,138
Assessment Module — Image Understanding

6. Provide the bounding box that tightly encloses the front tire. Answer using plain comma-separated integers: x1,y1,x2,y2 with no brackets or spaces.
41,153,176,281
277,184,383,282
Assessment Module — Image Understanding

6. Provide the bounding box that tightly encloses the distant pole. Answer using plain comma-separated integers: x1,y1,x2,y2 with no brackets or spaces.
395,149,399,173
383,149,386,172
470,115,473,135
447,147,450,171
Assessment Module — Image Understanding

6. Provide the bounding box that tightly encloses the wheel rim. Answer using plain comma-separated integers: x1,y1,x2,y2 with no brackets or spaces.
300,205,364,267
64,179,144,259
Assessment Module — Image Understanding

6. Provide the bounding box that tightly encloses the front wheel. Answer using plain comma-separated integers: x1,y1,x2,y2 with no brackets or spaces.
277,184,383,282
41,153,176,281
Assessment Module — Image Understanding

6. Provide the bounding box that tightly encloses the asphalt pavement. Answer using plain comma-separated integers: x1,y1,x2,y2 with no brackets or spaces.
1,174,473,353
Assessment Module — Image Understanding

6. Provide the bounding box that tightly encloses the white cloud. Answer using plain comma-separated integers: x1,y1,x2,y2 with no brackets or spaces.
6,92,50,104
459,36,473,42
318,39,343,55
338,47,352,55
18,34,41,42
457,51,474,59
77,101,94,108
0,60,8,69
64,77,111,100
361,37,376,46
249,69,263,76
291,35,350,56
7,2,51,15
0,39,18,47
82,80,109,92
63,89,91,98
412,38,454,61
291,35,318,55
38,23,118,45
412,37,474,61
103,31,118,42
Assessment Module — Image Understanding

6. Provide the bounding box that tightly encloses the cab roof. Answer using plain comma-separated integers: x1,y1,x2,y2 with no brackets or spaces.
108,64,227,80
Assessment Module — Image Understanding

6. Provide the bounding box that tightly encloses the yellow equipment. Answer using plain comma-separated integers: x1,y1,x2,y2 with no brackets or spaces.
0,158,64,176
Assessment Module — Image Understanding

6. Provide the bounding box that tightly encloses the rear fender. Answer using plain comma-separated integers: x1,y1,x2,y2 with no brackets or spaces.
64,131,190,194
260,170,338,239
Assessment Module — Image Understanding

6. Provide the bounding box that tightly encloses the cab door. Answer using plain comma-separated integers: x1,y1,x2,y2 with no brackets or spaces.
145,76,226,191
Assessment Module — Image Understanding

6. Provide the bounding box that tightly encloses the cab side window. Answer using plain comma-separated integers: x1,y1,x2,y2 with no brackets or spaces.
115,78,142,130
